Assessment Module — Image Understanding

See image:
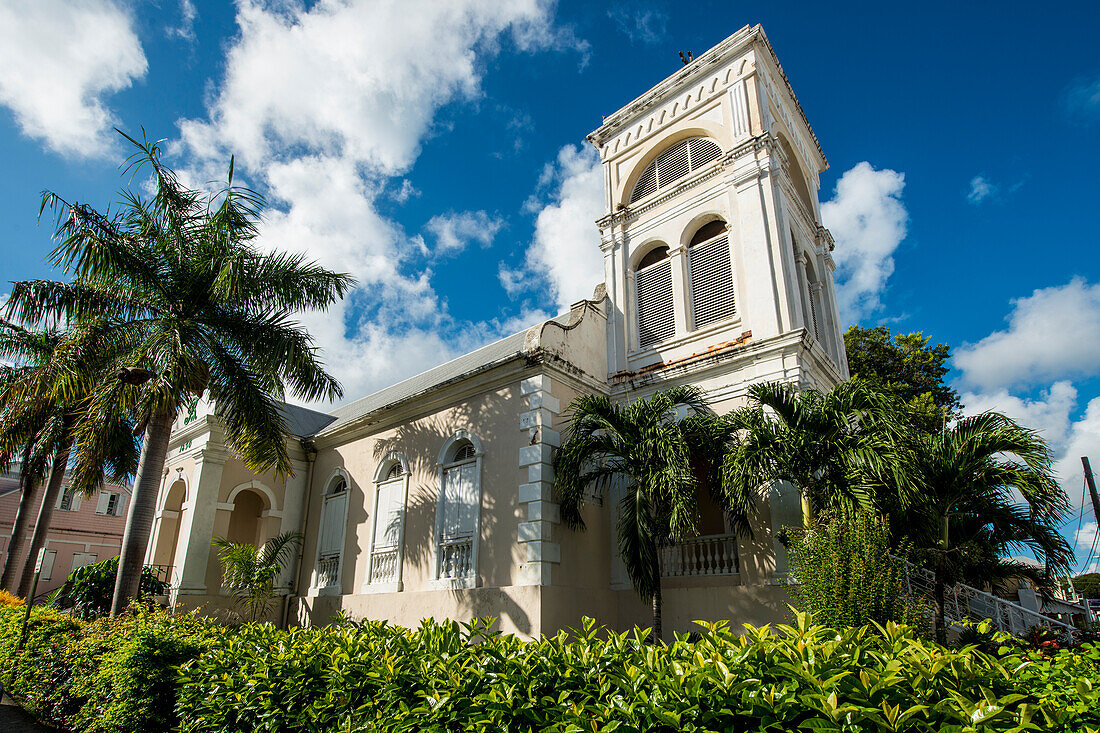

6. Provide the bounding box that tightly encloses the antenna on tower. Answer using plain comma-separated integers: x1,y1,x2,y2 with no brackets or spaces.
678,51,694,65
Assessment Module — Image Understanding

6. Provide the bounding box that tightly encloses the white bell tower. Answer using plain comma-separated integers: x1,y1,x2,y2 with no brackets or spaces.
587,25,848,410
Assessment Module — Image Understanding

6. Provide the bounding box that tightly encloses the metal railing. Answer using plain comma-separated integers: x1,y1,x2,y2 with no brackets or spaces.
902,559,1080,639
661,533,739,578
144,564,175,588
368,547,399,585
438,536,473,580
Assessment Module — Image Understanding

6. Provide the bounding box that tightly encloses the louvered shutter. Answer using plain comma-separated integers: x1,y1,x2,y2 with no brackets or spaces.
689,235,737,329
808,289,820,339
688,137,721,167
441,463,477,539
630,162,657,202
96,492,110,515
636,261,675,347
656,139,691,187
372,480,404,550
40,550,56,581
319,492,347,556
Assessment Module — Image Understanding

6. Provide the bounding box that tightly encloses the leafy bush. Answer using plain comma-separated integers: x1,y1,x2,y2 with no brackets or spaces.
4,606,1100,732
787,511,926,629
0,588,24,606
0,605,214,733
58,556,167,619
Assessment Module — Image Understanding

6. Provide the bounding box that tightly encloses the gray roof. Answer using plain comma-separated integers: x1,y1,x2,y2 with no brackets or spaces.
319,328,532,435
279,402,337,437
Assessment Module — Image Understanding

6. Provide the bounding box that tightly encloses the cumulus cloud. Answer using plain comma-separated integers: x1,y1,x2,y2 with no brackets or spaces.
0,0,147,158
423,211,504,255
962,381,1078,450
967,175,996,204
174,0,584,402
820,162,908,324
502,143,605,313
608,6,668,45
954,277,1100,390
1065,74,1100,124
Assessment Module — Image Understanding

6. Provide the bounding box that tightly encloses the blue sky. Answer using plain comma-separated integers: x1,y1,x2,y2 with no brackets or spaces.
1,1,1098,568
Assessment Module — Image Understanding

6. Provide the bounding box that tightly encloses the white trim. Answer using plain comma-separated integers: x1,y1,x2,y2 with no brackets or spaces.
433,432,483,585
363,453,410,593
226,480,279,513
310,469,351,595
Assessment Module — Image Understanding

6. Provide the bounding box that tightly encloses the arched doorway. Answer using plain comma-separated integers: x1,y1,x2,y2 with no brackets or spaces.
152,479,187,568
227,488,266,547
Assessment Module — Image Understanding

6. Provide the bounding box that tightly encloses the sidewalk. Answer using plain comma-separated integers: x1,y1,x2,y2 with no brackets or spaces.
0,692,55,732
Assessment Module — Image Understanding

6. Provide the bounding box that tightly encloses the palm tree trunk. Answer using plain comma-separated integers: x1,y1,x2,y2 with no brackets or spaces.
934,557,947,645
651,554,663,644
2,445,40,592
110,407,175,617
16,435,73,599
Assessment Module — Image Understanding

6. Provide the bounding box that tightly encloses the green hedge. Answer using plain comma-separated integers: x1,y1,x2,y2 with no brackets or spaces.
2,605,1099,732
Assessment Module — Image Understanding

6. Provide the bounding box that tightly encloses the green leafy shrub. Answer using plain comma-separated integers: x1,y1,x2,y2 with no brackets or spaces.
0,605,215,733
3,605,1100,732
786,510,927,630
59,556,167,619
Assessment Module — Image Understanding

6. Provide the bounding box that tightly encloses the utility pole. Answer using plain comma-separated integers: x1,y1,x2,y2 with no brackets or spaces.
1085,457,1100,527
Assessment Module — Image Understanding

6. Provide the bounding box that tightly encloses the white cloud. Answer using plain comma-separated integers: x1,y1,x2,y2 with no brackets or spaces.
967,175,996,204
504,143,605,313
608,7,668,45
174,0,583,402
962,381,1078,450
820,162,908,324
1065,75,1100,124
166,0,198,43
954,277,1100,390
423,211,504,255
0,0,147,158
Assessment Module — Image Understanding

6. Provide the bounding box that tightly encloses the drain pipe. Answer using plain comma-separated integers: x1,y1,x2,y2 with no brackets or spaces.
281,439,317,629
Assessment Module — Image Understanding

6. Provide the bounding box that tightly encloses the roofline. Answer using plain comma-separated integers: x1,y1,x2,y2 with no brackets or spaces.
587,24,826,167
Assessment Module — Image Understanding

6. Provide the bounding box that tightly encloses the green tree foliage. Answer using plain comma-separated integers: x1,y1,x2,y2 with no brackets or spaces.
786,511,925,629
212,532,301,623
4,605,1100,732
857,410,1074,642
720,379,889,522
554,385,748,642
1073,573,1100,599
844,325,961,428
6,131,353,616
57,556,167,619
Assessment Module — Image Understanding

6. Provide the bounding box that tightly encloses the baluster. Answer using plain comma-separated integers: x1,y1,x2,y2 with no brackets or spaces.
704,538,715,575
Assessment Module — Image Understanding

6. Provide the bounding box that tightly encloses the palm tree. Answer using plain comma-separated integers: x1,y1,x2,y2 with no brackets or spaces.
0,317,137,598
213,532,301,623
7,131,353,616
554,385,751,642
720,380,889,525
858,411,1073,642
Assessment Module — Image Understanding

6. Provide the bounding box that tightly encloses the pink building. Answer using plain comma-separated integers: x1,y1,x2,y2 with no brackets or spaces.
0,463,131,598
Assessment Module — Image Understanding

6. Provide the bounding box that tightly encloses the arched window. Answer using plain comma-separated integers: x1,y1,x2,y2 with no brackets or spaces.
314,474,348,594
629,137,722,203
635,244,675,348
368,455,409,591
688,220,736,329
434,436,481,586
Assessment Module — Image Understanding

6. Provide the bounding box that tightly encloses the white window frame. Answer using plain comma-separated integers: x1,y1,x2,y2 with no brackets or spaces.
57,487,81,512
363,452,409,594
39,549,57,581
686,225,737,332
431,430,483,590
311,470,350,596
631,244,677,351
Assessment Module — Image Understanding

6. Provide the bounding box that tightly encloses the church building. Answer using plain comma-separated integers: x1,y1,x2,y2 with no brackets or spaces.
147,24,848,638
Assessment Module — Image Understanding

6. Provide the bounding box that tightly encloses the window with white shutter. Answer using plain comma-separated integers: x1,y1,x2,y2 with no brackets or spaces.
629,137,723,203
635,245,675,348
688,226,737,330
40,550,57,581
435,439,480,583
314,476,348,592
368,459,407,589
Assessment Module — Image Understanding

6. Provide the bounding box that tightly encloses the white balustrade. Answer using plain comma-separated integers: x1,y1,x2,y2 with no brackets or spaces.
438,536,474,579
317,554,340,589
369,547,400,585
661,533,739,578
900,558,1079,640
